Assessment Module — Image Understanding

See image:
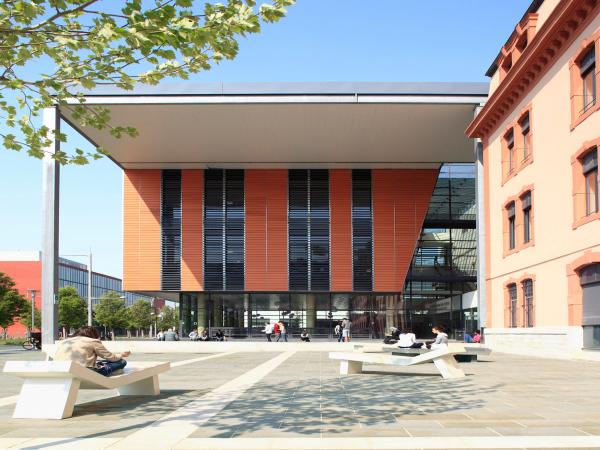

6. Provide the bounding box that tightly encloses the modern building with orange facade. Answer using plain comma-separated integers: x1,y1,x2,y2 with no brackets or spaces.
39,83,486,343
468,0,600,354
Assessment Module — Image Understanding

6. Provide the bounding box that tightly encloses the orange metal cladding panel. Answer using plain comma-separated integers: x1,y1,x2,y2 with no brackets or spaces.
330,170,353,291
123,170,161,291
372,169,438,291
181,170,203,291
245,170,288,291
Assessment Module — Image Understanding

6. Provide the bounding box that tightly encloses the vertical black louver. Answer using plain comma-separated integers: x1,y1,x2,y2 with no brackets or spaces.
309,170,330,290
204,170,225,290
204,169,245,291
161,170,182,290
352,169,373,291
288,169,330,291
225,170,244,290
289,170,309,290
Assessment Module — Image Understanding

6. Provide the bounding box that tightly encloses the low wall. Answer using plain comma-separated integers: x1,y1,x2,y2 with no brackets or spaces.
483,326,600,360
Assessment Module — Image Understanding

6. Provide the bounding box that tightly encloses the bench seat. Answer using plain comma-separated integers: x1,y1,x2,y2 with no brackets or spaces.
329,346,466,379
4,360,170,419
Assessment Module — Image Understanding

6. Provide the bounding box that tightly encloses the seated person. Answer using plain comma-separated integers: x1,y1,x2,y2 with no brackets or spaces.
199,329,209,341
472,329,482,343
164,328,179,341
464,331,474,343
398,328,421,348
383,326,401,344
300,330,311,342
188,329,199,341
423,325,449,350
215,329,225,341
54,326,130,376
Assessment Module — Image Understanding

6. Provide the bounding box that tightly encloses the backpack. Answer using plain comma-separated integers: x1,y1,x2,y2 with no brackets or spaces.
273,323,280,333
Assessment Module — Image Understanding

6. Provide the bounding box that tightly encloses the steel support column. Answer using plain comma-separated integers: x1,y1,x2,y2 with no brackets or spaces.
41,107,60,346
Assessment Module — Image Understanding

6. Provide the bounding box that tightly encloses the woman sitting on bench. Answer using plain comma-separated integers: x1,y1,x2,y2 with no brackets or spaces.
53,326,131,376
422,325,449,350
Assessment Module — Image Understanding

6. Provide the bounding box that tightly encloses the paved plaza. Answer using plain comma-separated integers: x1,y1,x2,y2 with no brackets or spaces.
0,346,600,449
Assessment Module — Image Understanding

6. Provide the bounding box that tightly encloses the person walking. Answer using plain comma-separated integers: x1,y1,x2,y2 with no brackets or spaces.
334,321,343,342
341,318,351,342
263,322,274,342
273,321,281,341
278,320,288,342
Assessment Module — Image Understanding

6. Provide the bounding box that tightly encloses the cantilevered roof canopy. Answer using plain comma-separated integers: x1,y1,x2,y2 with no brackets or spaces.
61,82,487,169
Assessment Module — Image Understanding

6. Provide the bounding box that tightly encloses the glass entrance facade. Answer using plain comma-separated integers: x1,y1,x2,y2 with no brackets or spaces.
179,292,404,339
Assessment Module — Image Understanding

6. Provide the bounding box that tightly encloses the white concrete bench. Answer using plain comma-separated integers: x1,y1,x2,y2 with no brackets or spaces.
353,343,492,360
3,360,170,419
329,346,466,379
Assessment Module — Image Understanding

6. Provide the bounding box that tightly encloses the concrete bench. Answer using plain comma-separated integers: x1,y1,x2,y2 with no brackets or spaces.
390,344,491,362
353,343,492,361
329,346,467,379
3,360,170,419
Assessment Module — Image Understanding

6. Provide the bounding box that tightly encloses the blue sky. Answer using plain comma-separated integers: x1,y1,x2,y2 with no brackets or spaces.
0,0,531,277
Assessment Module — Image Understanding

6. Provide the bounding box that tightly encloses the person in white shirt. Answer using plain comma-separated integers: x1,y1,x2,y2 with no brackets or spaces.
263,322,274,342
398,329,420,348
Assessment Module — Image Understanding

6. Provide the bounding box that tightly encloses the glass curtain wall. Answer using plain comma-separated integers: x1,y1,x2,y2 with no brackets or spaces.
404,163,478,339
179,292,403,339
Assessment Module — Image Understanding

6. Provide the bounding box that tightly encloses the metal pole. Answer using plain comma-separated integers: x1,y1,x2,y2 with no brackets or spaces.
41,106,60,347
88,251,93,326
31,291,35,330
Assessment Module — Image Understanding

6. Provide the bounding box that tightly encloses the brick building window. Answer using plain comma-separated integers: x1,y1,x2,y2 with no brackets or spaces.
522,278,534,327
572,141,600,228
507,201,516,250
584,148,598,216
506,129,515,175
520,112,531,162
581,46,597,113
522,191,532,243
508,283,518,328
570,32,600,129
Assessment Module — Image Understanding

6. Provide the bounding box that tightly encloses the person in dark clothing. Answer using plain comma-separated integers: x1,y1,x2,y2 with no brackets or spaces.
300,330,311,342
215,329,225,341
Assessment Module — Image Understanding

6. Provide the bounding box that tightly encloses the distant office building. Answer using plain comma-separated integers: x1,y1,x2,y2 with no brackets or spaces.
0,251,165,337
467,0,600,353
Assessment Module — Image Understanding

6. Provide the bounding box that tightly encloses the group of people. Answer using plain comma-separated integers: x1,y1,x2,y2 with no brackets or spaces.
155,328,179,341
334,318,352,342
464,329,482,343
188,328,226,341
262,321,289,342
383,325,451,349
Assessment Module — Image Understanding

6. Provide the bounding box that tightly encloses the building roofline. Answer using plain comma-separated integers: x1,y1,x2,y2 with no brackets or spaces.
485,0,545,77
74,81,489,99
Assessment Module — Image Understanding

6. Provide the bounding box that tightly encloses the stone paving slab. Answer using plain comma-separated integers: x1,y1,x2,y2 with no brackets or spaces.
0,348,600,448
0,348,279,440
